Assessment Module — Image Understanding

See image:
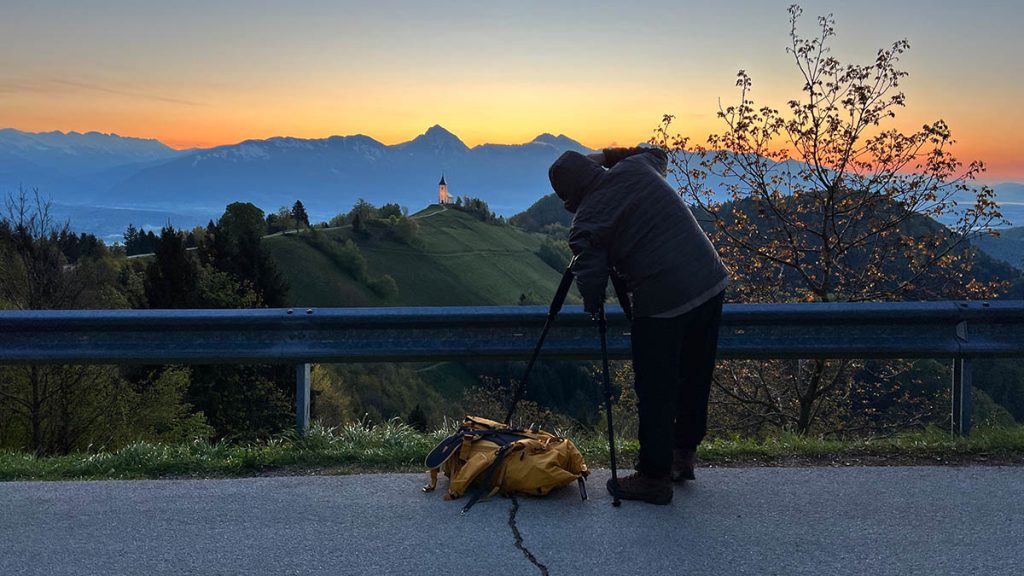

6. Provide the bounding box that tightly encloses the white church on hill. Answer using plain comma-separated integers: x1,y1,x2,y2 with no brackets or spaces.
438,174,454,205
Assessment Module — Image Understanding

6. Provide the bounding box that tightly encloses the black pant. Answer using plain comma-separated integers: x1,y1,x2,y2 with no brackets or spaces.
630,291,724,476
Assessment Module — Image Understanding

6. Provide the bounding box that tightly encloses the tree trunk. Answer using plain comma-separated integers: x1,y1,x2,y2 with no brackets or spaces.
796,359,827,435
57,372,72,455
29,366,43,456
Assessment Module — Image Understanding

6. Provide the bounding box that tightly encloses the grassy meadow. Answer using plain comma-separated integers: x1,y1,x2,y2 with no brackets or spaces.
265,206,574,307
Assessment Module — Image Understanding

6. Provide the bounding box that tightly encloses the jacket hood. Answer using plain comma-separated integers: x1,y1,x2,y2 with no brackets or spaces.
548,151,604,213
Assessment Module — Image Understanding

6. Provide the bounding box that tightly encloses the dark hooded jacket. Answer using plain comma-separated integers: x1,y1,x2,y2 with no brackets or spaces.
548,147,729,318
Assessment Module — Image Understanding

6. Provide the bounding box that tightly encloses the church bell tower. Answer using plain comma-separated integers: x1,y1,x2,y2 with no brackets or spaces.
438,174,450,204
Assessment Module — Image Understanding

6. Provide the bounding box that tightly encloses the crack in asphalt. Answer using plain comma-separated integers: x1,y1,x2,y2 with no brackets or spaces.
508,496,550,576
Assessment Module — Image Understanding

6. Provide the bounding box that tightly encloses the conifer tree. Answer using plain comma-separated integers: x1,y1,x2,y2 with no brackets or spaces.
291,200,310,229
145,226,198,308
123,224,139,255
207,202,288,307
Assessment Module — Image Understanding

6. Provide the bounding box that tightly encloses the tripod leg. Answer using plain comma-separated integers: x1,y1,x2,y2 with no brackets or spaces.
598,305,621,507
505,258,578,425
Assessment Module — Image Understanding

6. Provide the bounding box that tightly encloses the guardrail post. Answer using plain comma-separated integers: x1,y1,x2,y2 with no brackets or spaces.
296,363,311,435
951,357,972,436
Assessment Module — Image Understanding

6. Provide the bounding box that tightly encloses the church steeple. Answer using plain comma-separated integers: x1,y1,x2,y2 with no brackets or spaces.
438,173,450,204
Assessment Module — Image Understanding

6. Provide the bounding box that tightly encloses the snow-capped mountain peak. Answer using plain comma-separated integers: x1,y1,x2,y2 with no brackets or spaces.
530,133,591,153
395,125,469,155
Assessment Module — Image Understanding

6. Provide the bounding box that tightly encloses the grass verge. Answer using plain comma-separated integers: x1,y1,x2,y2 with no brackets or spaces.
3,422,1023,482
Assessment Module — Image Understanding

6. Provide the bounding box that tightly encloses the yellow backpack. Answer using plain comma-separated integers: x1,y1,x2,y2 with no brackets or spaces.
422,416,589,513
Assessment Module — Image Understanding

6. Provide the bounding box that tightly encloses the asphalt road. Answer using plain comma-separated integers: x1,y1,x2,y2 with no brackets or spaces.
2,467,1022,575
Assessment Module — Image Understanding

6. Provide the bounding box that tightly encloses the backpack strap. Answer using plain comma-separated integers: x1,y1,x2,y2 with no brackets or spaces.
460,443,516,515
474,429,529,446
424,432,466,469
424,426,524,470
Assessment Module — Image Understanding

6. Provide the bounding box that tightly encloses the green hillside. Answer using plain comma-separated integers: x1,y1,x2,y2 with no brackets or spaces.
262,205,592,429
264,205,575,307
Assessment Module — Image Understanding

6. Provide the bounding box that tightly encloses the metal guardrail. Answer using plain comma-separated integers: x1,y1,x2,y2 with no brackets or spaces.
2,301,1023,435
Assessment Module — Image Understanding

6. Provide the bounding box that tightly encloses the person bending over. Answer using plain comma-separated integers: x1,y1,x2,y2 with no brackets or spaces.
548,146,729,505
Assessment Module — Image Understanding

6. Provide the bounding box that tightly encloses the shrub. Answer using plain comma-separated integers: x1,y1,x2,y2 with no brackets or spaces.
367,274,399,299
536,238,571,271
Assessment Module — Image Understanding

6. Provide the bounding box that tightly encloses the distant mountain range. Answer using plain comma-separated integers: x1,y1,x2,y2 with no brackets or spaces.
104,127,594,217
0,128,182,197
0,126,1020,242
0,126,594,241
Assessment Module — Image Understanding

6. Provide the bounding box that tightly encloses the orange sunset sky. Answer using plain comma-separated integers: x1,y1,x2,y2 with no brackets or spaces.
1,0,1021,181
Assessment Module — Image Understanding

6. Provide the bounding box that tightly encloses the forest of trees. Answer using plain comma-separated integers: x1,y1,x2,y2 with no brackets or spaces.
0,193,296,454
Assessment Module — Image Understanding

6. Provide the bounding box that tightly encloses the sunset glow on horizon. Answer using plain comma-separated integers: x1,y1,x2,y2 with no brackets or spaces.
2,0,1021,181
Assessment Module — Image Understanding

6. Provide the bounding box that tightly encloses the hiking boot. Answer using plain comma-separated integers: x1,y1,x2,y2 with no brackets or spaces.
672,449,696,483
606,471,672,505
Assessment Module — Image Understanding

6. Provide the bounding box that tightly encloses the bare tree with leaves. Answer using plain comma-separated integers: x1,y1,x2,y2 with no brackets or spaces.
653,5,1007,434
